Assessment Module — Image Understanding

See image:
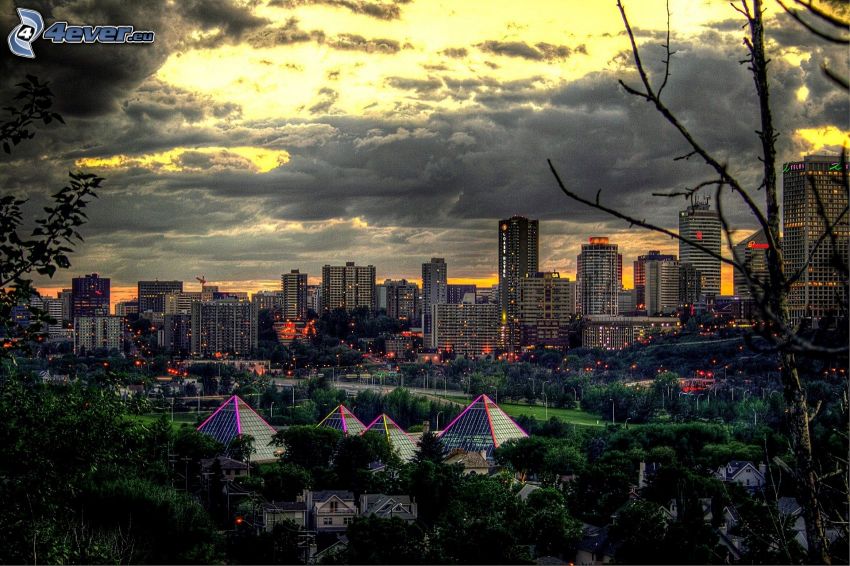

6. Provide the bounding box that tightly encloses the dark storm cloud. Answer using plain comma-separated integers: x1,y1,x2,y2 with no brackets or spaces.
246,17,322,47
269,0,404,20
440,47,468,58
476,40,584,63
330,33,402,53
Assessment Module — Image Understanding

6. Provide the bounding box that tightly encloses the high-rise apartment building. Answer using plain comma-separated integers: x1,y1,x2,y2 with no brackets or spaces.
251,290,285,312
678,197,721,298
384,279,419,323
447,284,477,304
161,314,192,356
421,258,447,348
281,269,308,320
59,288,73,323
321,262,376,313
783,155,849,324
138,280,183,314
498,216,539,351
732,230,771,298
306,284,321,313
115,300,139,317
74,315,124,353
678,263,702,309
164,292,201,314
634,250,676,311
517,272,575,348
432,301,499,357
190,299,258,357
71,274,110,318
577,237,619,316
645,259,681,315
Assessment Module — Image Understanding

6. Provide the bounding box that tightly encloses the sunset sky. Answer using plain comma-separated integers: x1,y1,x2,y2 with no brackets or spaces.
1,0,847,308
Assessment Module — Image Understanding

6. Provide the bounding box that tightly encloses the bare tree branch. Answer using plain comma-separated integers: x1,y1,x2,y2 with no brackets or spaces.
777,0,850,44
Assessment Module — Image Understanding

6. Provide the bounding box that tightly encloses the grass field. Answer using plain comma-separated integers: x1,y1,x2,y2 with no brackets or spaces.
498,403,606,427
129,411,205,431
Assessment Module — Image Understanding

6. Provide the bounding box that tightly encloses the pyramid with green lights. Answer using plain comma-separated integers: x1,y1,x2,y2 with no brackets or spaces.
197,395,281,463
317,404,366,435
363,414,418,462
438,394,528,460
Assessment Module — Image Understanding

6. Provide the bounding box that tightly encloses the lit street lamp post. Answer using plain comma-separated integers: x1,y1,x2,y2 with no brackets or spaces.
609,398,615,424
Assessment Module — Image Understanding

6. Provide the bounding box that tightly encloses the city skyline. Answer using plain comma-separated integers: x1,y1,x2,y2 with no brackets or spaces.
2,0,845,306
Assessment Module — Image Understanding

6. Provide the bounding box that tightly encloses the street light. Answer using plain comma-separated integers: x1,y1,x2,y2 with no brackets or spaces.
624,417,631,429
436,411,444,432
542,390,548,420
609,398,615,424
270,401,275,418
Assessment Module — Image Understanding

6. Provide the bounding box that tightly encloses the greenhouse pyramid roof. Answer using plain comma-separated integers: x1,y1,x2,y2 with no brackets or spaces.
438,394,528,460
363,414,418,462
197,395,280,463
317,404,367,435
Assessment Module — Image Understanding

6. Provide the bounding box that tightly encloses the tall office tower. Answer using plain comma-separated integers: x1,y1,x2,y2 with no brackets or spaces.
251,290,285,312
384,279,419,323
191,299,258,357
30,295,66,338
518,272,575,348
421,257,448,348
678,197,721,298
498,216,539,351
618,289,637,315
577,237,620,316
281,269,308,320
732,230,771,298
645,259,681,315
783,155,849,324
678,263,702,309
321,262,376,313
71,273,110,318
164,292,202,314
115,299,139,317
634,250,677,311
161,314,192,356
138,280,183,314
306,284,321,313
59,288,73,323
74,316,124,354
447,284,477,304
375,283,388,311
432,302,499,357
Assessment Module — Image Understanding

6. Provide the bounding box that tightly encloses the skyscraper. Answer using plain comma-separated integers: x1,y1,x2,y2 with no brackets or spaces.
498,216,539,351
783,155,850,324
518,272,575,348
191,299,258,357
645,259,681,315
577,237,619,316
281,269,308,320
634,250,676,311
384,279,419,323
71,273,110,318
421,257,447,348
321,262,376,313
432,302,499,357
447,284,477,304
732,230,771,298
678,197,721,298
138,280,183,314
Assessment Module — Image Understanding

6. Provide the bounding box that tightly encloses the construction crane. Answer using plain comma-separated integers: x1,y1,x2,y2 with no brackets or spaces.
196,275,207,286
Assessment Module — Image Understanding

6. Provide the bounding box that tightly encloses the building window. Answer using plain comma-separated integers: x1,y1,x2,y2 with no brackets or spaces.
323,517,333,525
344,517,353,525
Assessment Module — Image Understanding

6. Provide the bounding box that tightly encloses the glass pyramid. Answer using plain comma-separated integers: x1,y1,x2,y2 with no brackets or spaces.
363,413,418,462
317,404,366,435
197,395,281,463
438,394,528,460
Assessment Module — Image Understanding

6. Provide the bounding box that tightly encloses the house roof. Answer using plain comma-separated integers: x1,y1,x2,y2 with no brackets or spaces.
445,448,490,469
201,455,250,471
576,523,618,557
778,497,802,517
719,460,763,480
517,483,541,502
196,395,281,462
362,414,418,462
361,494,416,518
312,490,355,503
317,404,367,435
264,501,308,512
438,394,528,460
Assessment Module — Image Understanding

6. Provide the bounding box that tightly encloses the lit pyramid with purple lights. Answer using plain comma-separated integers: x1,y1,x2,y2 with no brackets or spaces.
363,413,418,462
438,394,528,460
317,404,367,435
197,395,280,463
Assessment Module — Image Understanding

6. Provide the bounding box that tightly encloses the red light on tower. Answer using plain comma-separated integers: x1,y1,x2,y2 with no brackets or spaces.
696,230,703,241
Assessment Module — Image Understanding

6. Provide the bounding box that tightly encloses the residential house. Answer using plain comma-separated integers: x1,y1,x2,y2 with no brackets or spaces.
714,460,767,492
305,490,358,532
575,523,617,565
359,494,418,522
200,456,249,482
262,501,308,532
638,461,661,489
445,449,491,475
517,483,541,502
